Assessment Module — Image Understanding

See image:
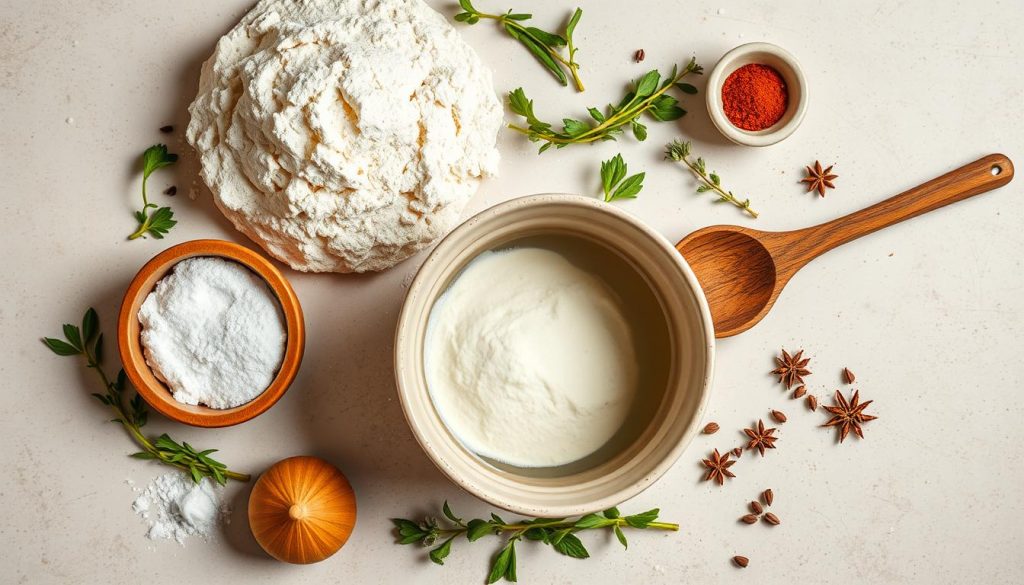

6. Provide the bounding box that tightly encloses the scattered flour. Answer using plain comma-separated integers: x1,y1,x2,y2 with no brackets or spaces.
139,256,287,409
132,472,230,545
187,0,502,273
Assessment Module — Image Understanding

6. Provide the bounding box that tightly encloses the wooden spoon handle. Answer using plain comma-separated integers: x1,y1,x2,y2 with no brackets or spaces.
782,154,1014,267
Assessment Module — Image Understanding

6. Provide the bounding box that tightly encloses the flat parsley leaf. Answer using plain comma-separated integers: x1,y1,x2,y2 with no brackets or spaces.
129,144,179,240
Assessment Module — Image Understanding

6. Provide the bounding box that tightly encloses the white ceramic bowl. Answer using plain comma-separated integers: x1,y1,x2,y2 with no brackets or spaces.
706,42,808,146
394,194,715,517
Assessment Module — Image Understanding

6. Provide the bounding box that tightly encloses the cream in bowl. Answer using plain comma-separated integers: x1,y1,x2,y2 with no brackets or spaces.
395,195,715,517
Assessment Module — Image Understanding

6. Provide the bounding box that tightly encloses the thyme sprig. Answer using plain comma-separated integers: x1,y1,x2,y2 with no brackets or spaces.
42,308,249,485
128,144,178,240
393,502,678,583
455,0,584,91
665,140,759,218
508,58,702,153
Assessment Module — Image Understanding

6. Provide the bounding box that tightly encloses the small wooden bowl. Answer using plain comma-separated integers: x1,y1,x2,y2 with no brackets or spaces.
117,239,304,427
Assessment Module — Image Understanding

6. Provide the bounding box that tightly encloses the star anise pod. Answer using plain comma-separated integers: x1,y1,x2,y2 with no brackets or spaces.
743,419,778,456
800,160,838,197
771,349,811,389
822,389,878,442
702,448,736,485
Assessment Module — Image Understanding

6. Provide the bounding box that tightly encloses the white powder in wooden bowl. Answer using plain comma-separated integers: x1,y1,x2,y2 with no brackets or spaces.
138,256,287,409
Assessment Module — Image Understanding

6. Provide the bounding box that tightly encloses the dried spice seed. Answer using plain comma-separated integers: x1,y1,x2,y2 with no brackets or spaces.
701,449,736,485
733,555,749,568
159,125,174,134
842,367,856,384
703,422,720,434
806,394,818,411
164,186,177,196
731,447,743,458
743,419,779,456
770,409,787,424
771,349,811,389
792,385,807,399
634,49,645,62
763,512,781,525
822,389,878,443
750,500,763,515
801,160,838,197
741,514,758,524
762,489,774,506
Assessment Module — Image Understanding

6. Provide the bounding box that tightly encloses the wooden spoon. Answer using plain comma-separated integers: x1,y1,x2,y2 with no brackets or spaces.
676,154,1014,338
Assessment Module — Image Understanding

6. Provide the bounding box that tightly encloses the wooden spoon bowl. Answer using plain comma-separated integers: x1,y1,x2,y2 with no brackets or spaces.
677,154,1014,338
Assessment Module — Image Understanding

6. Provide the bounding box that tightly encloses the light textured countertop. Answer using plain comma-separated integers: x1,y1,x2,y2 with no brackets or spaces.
2,1,1023,583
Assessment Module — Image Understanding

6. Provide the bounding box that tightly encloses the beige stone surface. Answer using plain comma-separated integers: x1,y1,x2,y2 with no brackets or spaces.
2,0,1023,583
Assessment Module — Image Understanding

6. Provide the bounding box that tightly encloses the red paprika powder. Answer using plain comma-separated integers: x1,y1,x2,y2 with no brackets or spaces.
721,64,788,131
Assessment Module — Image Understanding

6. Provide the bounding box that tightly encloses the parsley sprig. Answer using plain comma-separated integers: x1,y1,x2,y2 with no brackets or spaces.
455,0,584,91
600,154,645,202
665,140,758,218
508,58,702,153
393,502,678,583
42,308,249,485
128,144,178,240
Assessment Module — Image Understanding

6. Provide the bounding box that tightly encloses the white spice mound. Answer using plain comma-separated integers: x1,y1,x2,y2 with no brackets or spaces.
132,472,229,545
187,0,502,273
425,249,639,468
139,257,286,409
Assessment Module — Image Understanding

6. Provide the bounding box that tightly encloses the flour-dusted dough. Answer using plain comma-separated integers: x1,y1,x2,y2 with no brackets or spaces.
187,0,502,272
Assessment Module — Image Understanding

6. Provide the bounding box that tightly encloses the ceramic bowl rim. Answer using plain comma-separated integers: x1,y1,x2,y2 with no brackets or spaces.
394,194,716,516
117,239,305,428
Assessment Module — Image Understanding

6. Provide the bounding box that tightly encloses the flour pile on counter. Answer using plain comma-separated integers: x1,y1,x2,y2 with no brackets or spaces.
132,472,229,544
187,0,502,273
424,248,639,467
139,257,286,409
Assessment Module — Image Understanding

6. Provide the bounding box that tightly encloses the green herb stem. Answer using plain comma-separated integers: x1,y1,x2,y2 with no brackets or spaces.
455,1,584,92
508,58,703,153
394,502,678,583
665,140,759,218
478,11,582,90
129,144,178,240
43,308,249,484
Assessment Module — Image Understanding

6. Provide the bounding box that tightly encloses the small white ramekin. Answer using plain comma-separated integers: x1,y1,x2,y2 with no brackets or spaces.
706,42,808,147
394,194,715,517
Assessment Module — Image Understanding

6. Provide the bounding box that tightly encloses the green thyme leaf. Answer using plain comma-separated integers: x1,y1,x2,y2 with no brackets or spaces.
603,507,620,519
467,518,492,541
81,308,99,344
487,542,515,584
442,500,462,525
429,536,456,565
42,337,81,356
614,525,628,549
551,533,589,559
624,509,660,529
63,324,83,351
573,514,611,529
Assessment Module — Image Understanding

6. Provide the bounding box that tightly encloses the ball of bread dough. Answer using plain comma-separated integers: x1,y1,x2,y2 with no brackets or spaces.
187,0,501,272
